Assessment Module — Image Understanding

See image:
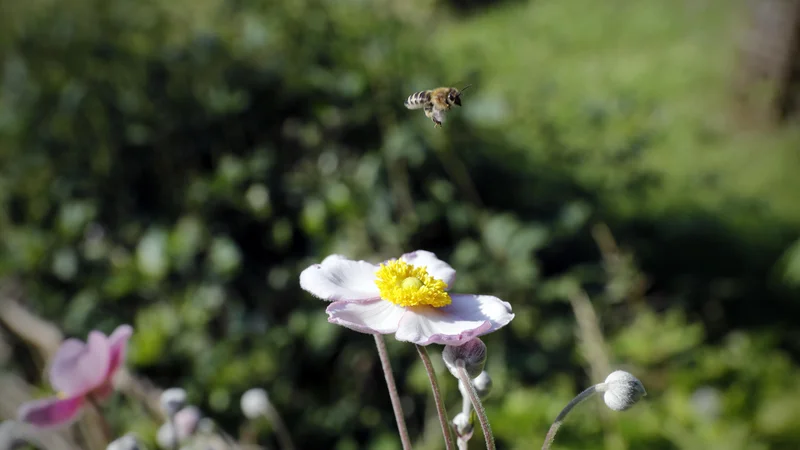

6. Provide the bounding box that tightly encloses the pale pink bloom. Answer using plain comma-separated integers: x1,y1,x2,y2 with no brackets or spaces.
174,406,201,440
17,324,133,428
299,250,514,345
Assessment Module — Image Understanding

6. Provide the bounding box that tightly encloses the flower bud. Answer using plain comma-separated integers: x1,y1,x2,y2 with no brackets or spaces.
241,388,271,419
472,371,493,399
159,387,187,417
598,370,646,411
197,417,218,434
106,434,145,450
156,423,176,450
174,406,201,440
451,411,474,439
442,338,487,379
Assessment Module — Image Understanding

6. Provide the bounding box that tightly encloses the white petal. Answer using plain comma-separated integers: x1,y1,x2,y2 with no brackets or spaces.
394,294,514,345
400,250,456,288
321,254,348,264
326,300,406,334
299,256,381,302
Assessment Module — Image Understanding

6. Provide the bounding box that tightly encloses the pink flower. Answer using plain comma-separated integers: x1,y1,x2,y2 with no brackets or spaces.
17,324,134,428
299,251,514,345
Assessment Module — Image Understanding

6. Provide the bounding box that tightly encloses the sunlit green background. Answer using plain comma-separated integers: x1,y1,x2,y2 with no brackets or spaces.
2,0,800,448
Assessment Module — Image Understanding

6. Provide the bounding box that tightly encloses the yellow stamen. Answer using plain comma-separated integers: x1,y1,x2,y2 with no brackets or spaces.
375,260,451,308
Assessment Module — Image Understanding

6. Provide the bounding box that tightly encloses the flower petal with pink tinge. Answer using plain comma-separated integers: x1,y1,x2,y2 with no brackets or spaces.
326,300,407,334
106,324,133,378
49,331,111,396
394,294,514,345
18,395,85,429
300,256,381,302
399,250,456,288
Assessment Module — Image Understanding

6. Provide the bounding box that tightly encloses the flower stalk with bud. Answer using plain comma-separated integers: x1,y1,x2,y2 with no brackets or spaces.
160,388,187,450
542,370,646,450
443,339,496,450
241,388,296,450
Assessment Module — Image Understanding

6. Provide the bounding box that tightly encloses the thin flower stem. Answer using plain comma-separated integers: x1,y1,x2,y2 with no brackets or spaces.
213,422,243,449
86,395,113,446
373,335,413,450
456,363,495,450
266,403,297,450
542,385,598,450
416,345,456,450
168,415,178,450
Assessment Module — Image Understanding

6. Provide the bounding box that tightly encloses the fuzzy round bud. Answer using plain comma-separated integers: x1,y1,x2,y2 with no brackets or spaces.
197,417,217,434
106,434,144,450
472,371,493,399
598,370,646,411
451,412,474,439
156,423,176,449
174,406,201,440
241,388,271,419
159,388,187,417
442,338,487,379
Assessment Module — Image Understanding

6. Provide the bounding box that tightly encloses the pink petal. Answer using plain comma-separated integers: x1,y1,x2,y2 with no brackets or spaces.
400,250,456,288
106,324,133,378
326,300,406,334
300,255,381,302
394,294,514,345
174,406,201,439
49,331,111,396
17,395,85,429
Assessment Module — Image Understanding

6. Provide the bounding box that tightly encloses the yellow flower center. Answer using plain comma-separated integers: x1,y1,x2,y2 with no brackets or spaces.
375,260,452,308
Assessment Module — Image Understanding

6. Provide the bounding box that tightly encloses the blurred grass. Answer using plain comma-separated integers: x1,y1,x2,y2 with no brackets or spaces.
435,0,800,223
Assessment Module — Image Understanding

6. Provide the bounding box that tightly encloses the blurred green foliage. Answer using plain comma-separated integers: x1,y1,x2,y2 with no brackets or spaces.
2,0,800,449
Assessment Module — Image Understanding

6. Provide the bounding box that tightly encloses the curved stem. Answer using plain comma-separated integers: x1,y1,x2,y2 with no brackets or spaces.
266,403,296,450
86,395,113,444
415,345,456,450
542,385,598,450
168,415,178,450
456,363,495,450
373,335,413,450
213,421,240,447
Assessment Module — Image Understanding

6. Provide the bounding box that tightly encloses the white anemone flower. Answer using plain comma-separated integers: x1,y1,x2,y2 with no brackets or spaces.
300,250,514,345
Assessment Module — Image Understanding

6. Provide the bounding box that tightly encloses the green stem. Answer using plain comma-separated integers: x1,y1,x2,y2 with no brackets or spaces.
456,363,495,450
415,345,456,450
168,415,178,450
87,396,112,442
373,335,413,450
266,403,296,450
542,385,598,450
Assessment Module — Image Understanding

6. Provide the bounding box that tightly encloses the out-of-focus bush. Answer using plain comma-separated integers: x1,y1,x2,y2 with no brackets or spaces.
2,0,800,449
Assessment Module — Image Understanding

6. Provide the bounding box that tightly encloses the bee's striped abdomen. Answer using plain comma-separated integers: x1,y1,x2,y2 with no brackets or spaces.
404,90,432,110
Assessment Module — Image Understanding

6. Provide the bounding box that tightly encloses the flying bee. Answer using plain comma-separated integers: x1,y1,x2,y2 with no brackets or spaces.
404,85,472,128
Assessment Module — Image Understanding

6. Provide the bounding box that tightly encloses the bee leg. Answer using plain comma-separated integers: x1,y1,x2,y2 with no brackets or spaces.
424,104,437,124
431,107,445,127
